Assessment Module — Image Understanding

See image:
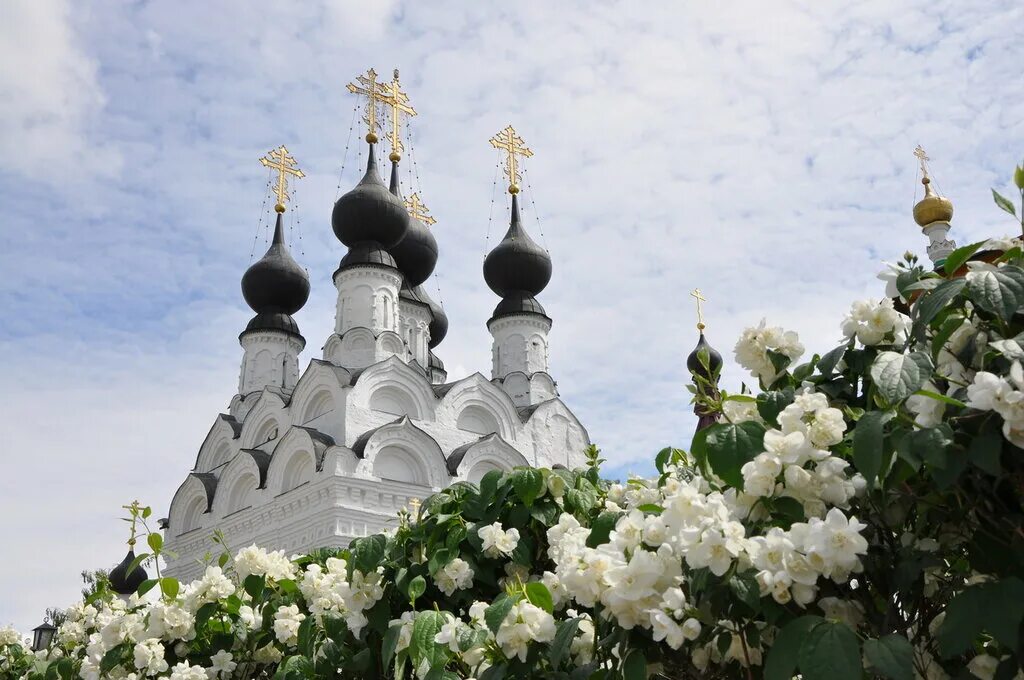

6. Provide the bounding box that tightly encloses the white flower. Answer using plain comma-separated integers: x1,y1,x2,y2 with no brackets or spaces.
478,522,520,558
434,616,462,653
818,597,864,629
686,528,741,577
253,643,282,664
681,617,702,641
436,557,474,596
723,400,763,424
842,298,908,346
133,638,168,675
495,601,555,662
233,545,296,582
272,604,305,646
877,262,903,300
968,654,1000,680
168,661,207,680
650,610,685,649
734,320,804,385
906,382,946,428
208,650,236,677
741,453,782,498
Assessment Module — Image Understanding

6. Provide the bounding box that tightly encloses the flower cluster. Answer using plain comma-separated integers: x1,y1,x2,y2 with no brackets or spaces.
967,362,1024,446
734,319,805,385
840,297,909,346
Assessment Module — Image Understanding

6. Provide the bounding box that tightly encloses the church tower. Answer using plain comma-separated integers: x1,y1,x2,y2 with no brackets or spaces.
912,145,957,268
234,146,309,409
484,126,557,408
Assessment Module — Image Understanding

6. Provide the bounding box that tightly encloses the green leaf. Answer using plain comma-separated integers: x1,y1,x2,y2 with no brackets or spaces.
729,572,761,612
382,623,402,669
408,575,426,604
912,278,966,339
853,411,887,488
243,574,266,599
870,351,933,404
704,421,767,488
411,611,448,670
966,265,1024,321
350,534,386,574
1015,165,1024,190
623,649,647,680
525,582,554,614
428,548,452,577
970,421,1003,476
549,618,581,669
931,315,965,362
136,578,158,597
864,635,914,680
993,188,1018,216
146,532,163,553
125,552,151,577
99,643,129,673
816,345,847,377
654,447,672,474
757,389,794,426
943,240,987,277
510,468,545,506
297,615,315,657
586,511,619,548
797,621,861,680
159,577,179,600
764,615,823,680
485,595,514,635
937,578,1024,657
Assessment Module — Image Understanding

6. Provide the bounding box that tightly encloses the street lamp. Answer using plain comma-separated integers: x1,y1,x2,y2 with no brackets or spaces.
31,622,56,652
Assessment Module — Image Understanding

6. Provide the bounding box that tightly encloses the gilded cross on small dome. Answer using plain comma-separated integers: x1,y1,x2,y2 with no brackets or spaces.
914,144,931,180
346,68,388,143
489,125,533,195
259,145,305,213
405,192,436,225
381,69,417,162
690,288,707,331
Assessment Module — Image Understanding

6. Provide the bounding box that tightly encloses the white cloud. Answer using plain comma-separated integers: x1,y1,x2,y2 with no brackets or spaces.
2,0,1023,632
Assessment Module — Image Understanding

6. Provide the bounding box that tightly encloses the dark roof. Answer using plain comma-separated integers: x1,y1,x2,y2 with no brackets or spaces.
108,549,148,596
241,449,273,488
399,282,431,306
332,142,409,249
432,381,459,398
241,214,310,317
687,332,723,379
218,414,242,438
241,312,304,340
429,350,445,370
490,293,549,322
336,242,399,274
446,433,498,475
483,194,552,298
307,358,353,386
286,426,336,471
351,416,410,457
189,472,218,511
388,162,439,287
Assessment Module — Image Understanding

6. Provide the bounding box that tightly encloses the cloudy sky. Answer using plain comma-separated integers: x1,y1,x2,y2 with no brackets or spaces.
1,0,1022,631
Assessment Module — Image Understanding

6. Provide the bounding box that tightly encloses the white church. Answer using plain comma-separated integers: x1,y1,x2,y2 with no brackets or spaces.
163,73,590,580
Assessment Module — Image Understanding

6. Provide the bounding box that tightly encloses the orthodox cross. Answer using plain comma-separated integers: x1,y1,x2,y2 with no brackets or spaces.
690,288,707,331
405,192,437,226
489,125,533,194
259,145,305,213
408,497,421,516
913,145,931,181
381,69,417,162
347,68,388,143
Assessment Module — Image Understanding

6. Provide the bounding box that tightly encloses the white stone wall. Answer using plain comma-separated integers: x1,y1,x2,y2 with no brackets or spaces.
398,299,432,368
334,266,402,337
238,331,305,396
487,314,553,407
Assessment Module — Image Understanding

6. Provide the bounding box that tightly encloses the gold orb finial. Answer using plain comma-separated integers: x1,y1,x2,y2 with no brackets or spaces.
912,146,953,227
389,151,401,162
275,203,286,213
509,184,520,195
366,132,378,144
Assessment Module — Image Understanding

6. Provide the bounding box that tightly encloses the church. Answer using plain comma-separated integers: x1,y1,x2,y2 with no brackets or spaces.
163,70,590,580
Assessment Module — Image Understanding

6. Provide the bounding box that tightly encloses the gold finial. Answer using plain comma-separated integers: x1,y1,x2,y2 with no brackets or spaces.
122,500,143,548
259,145,305,213
380,69,417,163
912,145,954,227
690,288,707,331
347,68,387,143
489,125,533,194
405,192,437,225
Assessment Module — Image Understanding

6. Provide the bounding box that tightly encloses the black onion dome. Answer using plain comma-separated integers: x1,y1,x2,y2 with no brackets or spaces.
687,332,723,379
414,285,448,347
483,194,552,298
109,549,148,596
492,292,547,320
241,214,310,318
332,144,409,249
387,163,439,286
338,242,398,271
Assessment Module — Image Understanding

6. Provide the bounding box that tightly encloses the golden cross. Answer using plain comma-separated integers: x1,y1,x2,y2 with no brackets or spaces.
408,498,421,516
405,192,437,225
690,288,707,331
913,145,931,180
347,68,388,143
489,125,533,194
259,145,305,213
381,69,417,162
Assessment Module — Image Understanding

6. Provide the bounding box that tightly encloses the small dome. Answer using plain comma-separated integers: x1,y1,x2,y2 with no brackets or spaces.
386,164,439,287
429,350,445,370
483,194,552,298
242,312,302,338
687,332,723,380
332,144,409,249
419,286,449,347
337,242,399,272
241,214,310,317
491,292,547,320
109,549,148,596
913,178,954,227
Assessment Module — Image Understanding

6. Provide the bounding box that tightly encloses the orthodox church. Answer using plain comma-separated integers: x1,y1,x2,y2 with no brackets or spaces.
162,70,589,580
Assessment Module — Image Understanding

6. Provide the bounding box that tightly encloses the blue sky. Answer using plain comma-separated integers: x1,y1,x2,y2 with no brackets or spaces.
1,0,1022,631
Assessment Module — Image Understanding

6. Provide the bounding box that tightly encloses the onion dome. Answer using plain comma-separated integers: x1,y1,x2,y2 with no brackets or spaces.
387,163,438,286
108,549,147,596
416,285,448,348
913,176,954,227
332,143,409,249
241,214,309,337
484,194,552,300
687,331,723,380
429,350,445,371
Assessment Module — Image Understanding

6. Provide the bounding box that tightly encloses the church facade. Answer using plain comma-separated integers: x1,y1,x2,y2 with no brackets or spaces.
163,74,589,581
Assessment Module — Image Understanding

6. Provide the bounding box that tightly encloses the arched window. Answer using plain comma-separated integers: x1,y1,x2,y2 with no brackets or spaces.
226,472,257,514
282,452,314,492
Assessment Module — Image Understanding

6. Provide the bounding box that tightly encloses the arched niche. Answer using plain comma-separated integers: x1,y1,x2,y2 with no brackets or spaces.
370,385,422,418
457,405,502,436
354,417,447,489
438,373,519,441
446,434,530,481
282,450,315,492
467,460,504,485
374,445,429,485
181,495,207,533
226,472,258,515
523,398,591,469
192,415,241,472
237,389,288,449
351,356,436,421
167,473,217,536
